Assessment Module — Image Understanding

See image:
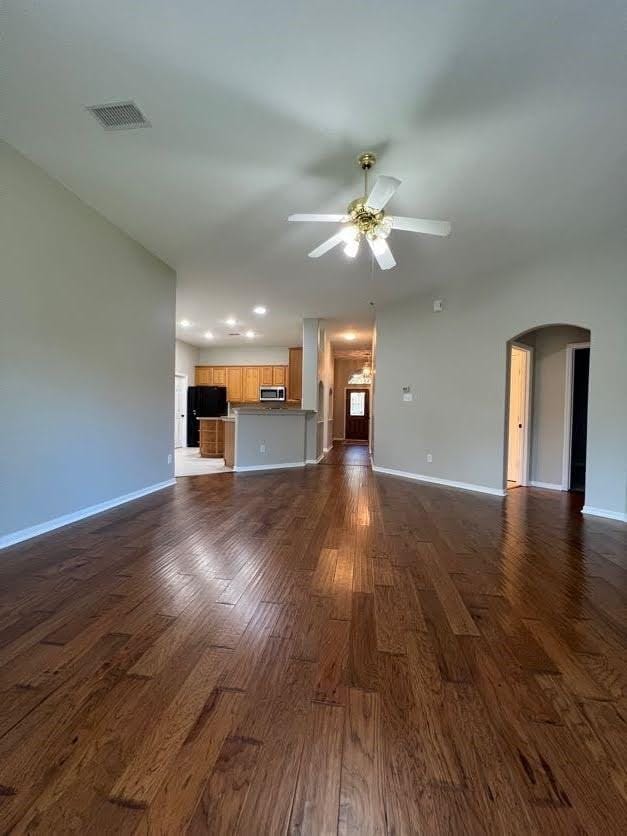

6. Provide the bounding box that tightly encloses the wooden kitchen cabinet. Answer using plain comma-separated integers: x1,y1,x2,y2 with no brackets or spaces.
259,366,273,386
272,366,286,386
243,367,260,401
198,417,224,457
195,367,212,385
195,365,288,401
226,367,243,402
212,367,227,386
288,348,302,402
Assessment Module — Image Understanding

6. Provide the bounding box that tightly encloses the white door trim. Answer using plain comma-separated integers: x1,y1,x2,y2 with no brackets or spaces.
561,342,590,491
507,342,533,488
174,372,188,448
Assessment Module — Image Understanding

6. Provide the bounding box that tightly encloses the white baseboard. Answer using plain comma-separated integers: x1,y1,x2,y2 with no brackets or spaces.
372,465,506,497
0,479,176,551
582,505,627,523
332,437,345,442
234,461,305,473
529,481,565,491
306,453,325,464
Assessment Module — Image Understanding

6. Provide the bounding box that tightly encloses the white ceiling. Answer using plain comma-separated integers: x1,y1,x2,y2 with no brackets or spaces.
3,1,626,347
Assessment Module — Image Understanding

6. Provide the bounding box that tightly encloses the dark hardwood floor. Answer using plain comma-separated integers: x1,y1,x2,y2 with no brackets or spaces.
321,439,371,467
0,442,625,833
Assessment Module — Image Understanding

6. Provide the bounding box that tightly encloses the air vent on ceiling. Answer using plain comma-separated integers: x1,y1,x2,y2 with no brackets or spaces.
229,332,241,337
86,100,150,131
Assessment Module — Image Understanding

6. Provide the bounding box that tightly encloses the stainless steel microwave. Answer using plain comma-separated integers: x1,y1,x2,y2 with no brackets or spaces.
259,386,286,401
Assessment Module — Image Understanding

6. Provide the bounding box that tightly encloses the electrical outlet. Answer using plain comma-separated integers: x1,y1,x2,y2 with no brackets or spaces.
167,453,173,464
260,444,266,454
426,453,433,463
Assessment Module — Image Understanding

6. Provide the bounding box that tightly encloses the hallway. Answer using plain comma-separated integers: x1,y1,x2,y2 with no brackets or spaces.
0,465,625,832
321,440,370,467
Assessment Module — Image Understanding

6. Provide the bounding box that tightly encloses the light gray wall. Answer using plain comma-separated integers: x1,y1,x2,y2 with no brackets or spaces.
319,326,334,452
175,339,199,381
235,413,307,468
0,141,176,541
521,326,590,486
301,320,332,458
301,318,319,412
373,244,627,516
197,346,289,365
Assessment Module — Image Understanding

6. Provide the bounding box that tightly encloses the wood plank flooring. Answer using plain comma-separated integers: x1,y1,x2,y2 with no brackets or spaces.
0,441,626,833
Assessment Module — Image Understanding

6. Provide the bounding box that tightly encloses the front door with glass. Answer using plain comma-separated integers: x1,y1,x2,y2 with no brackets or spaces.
345,388,369,440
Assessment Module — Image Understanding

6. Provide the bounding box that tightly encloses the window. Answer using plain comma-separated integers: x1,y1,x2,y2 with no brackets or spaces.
349,391,366,417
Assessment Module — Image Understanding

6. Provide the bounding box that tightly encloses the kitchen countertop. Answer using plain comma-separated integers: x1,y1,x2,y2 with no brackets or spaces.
233,408,313,416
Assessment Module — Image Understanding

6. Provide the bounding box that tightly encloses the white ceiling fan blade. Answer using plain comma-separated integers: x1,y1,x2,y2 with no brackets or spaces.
365,175,402,211
308,229,345,258
288,213,345,223
368,237,396,270
391,216,451,237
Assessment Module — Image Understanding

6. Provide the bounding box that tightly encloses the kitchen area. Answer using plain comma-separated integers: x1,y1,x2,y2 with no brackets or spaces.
180,347,308,473
174,318,338,476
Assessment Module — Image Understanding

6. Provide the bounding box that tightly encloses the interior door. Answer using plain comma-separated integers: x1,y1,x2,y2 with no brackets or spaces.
570,347,589,492
345,389,370,440
174,376,186,448
507,346,527,485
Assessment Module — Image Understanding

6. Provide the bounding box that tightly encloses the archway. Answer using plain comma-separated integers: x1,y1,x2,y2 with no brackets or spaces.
504,323,591,496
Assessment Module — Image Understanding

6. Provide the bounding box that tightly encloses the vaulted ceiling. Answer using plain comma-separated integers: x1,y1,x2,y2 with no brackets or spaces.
3,1,625,346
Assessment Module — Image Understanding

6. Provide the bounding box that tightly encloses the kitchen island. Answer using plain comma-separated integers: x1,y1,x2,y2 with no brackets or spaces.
231,407,318,471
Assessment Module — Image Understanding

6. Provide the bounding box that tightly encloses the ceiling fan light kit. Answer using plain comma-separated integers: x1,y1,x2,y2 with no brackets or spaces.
288,151,451,271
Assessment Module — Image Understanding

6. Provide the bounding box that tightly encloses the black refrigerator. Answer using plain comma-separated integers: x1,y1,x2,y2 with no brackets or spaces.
187,386,227,447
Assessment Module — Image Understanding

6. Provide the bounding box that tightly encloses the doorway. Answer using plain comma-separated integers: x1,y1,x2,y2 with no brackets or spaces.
563,343,590,492
345,389,369,440
506,344,531,487
174,374,187,448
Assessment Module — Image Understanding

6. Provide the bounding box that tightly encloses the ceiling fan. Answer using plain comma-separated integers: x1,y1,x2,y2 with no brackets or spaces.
288,152,451,270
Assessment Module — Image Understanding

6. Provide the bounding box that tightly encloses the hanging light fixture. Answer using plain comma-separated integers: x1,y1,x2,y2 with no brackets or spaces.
348,354,373,385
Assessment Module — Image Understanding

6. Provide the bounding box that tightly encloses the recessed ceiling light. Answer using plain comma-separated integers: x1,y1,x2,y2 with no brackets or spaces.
343,332,357,341
179,319,192,328
225,317,237,327
245,330,255,339
253,306,267,316
204,331,214,339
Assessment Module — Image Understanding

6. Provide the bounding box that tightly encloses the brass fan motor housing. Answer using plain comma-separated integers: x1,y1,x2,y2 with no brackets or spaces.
346,198,385,238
